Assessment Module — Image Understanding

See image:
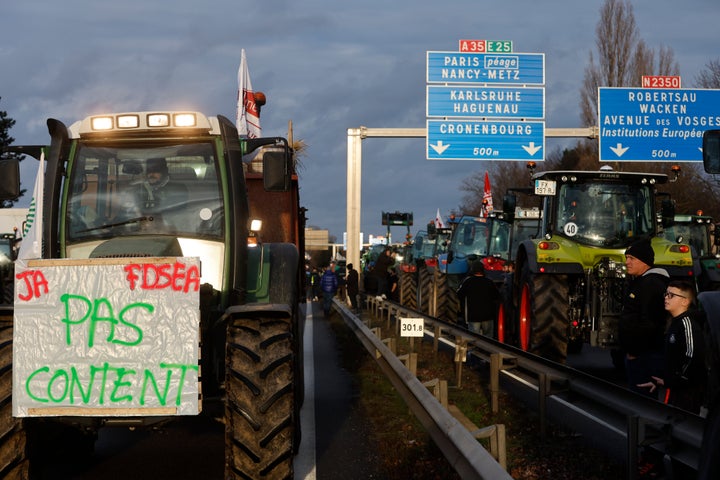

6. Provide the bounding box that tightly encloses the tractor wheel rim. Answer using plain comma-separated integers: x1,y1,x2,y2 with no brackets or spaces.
497,304,505,343
519,284,531,351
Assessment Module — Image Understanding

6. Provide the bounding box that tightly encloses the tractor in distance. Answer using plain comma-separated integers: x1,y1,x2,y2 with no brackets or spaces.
432,213,513,322
661,210,720,291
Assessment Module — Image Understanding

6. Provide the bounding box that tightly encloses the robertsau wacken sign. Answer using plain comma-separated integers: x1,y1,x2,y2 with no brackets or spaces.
12,257,201,417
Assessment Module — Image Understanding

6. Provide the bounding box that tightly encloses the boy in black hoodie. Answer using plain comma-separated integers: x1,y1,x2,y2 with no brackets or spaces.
638,280,707,414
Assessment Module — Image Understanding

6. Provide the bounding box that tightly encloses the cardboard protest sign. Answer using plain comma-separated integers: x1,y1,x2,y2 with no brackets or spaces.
12,257,201,416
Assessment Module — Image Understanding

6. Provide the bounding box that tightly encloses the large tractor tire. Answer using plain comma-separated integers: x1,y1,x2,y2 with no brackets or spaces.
225,314,295,480
518,268,570,363
417,267,432,315
0,315,29,479
432,270,449,320
399,270,417,310
433,270,460,322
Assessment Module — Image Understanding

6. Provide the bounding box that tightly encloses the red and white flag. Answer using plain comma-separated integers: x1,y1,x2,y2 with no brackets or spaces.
482,171,494,217
434,208,446,228
236,49,261,138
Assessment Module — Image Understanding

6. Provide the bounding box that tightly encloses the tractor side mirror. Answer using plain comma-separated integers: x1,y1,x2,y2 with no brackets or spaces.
503,194,517,222
661,199,675,228
0,159,20,201
703,130,720,174
263,148,292,192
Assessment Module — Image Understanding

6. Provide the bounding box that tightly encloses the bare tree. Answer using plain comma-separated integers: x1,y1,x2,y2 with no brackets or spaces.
580,0,679,126
457,0,720,220
695,59,720,88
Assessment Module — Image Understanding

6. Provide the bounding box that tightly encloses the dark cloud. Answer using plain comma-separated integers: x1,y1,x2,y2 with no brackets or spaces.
1,0,716,240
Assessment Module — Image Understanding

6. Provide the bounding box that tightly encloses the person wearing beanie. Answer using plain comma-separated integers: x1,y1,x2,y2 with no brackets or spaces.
619,238,670,398
456,259,500,335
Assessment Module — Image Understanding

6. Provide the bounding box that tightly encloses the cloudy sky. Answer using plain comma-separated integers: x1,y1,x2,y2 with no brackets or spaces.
1,0,718,242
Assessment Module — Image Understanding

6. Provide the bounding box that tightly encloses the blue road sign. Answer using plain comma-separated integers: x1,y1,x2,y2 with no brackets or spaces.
427,85,544,119
427,51,544,85
426,119,545,161
599,87,720,162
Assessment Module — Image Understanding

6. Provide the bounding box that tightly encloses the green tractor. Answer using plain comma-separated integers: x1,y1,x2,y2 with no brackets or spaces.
0,110,304,479
662,211,719,291
501,166,696,363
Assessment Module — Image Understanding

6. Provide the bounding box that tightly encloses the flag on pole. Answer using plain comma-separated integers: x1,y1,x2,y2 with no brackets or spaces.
482,171,494,217
434,208,446,228
236,49,262,138
17,151,45,262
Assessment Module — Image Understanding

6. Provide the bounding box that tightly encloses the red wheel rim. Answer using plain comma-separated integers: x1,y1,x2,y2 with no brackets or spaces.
497,304,505,343
519,283,531,351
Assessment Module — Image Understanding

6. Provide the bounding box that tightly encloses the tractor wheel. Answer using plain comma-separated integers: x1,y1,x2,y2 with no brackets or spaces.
433,270,449,320
0,316,29,479
399,270,417,310
496,303,507,343
518,267,569,363
433,271,461,323
445,277,461,324
225,314,295,480
417,267,432,315
0,268,13,306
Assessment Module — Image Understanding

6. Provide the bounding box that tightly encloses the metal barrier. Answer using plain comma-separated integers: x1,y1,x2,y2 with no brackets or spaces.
360,295,706,480
333,298,513,480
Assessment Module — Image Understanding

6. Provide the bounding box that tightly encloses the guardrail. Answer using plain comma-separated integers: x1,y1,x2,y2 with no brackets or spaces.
356,295,706,480
332,298,513,480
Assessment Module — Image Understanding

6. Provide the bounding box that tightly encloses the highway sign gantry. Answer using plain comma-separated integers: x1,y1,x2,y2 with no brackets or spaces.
427,51,544,85
427,119,545,161
427,85,545,119
599,87,720,162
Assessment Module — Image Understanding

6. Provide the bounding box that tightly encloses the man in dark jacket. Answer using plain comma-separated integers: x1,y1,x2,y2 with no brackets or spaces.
619,238,669,397
346,263,360,312
372,247,393,296
456,260,500,335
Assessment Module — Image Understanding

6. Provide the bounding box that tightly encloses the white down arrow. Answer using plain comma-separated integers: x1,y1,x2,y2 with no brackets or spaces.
429,141,450,155
610,143,629,157
522,142,542,156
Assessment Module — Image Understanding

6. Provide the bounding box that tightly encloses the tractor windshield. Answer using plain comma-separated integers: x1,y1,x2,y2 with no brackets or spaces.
64,142,224,243
556,182,654,248
450,217,490,257
663,222,711,257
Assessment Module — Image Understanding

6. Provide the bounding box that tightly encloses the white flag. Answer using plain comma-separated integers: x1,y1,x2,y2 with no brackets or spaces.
236,49,262,138
434,208,446,229
17,151,45,261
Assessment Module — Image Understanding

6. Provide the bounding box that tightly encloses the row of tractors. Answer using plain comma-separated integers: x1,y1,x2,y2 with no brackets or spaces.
395,164,717,364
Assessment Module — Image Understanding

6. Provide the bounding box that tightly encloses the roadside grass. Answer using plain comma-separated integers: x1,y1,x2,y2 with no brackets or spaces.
327,309,625,480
